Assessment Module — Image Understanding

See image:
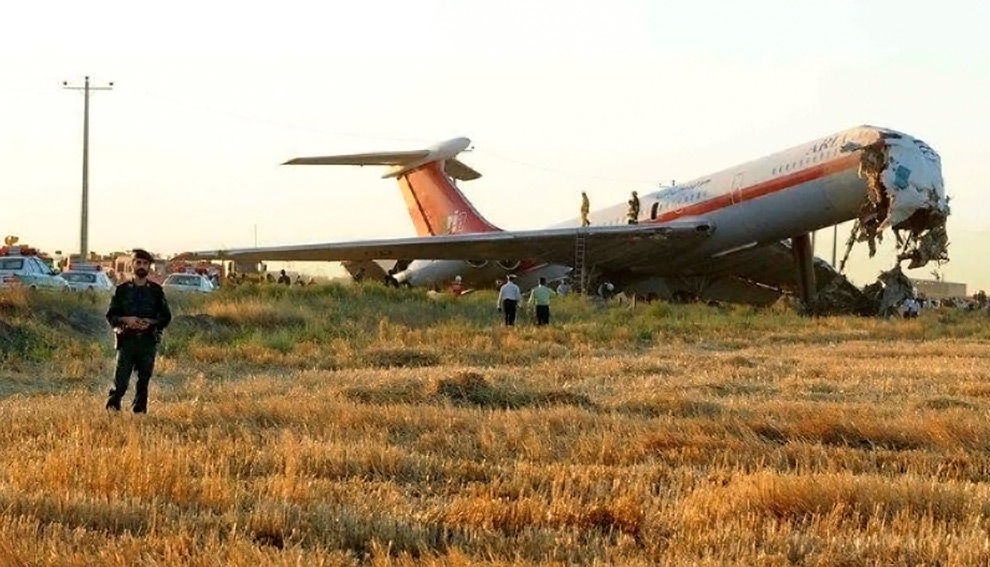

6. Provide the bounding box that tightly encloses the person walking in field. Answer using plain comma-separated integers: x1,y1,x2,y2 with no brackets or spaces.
528,277,555,326
104,249,172,414
497,274,522,326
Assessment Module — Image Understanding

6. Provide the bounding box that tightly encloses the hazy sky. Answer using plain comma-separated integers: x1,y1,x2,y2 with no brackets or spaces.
2,0,988,290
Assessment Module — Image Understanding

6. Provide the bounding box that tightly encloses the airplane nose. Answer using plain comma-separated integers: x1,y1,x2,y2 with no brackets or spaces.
882,136,947,229
879,135,949,268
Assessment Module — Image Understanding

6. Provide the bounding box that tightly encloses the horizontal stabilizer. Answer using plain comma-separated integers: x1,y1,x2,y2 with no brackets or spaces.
283,149,429,167
283,137,481,180
445,158,481,181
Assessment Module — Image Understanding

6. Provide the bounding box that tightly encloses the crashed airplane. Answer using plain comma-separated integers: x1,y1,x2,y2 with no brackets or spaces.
178,125,949,314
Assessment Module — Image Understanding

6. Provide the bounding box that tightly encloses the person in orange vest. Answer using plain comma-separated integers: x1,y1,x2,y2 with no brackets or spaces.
451,275,463,296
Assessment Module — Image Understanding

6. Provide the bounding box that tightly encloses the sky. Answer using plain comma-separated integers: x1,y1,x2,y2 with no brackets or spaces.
1,0,988,290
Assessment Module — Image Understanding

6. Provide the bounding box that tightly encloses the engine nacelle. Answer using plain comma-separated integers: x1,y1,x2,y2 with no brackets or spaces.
496,260,521,271
466,259,489,268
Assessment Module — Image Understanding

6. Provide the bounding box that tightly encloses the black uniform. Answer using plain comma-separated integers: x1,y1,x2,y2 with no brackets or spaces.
105,280,172,413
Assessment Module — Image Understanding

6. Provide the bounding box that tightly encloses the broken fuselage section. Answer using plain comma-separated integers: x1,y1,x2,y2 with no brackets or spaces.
840,128,950,272
812,127,950,315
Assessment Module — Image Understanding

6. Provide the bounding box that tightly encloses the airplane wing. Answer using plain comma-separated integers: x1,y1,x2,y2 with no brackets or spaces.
175,219,714,273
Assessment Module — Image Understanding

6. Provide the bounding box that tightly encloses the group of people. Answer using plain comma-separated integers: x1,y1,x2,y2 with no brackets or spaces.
225,270,315,286
496,275,555,327
579,191,640,227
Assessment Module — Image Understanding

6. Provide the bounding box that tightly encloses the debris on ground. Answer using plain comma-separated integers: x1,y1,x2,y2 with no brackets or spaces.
808,265,915,318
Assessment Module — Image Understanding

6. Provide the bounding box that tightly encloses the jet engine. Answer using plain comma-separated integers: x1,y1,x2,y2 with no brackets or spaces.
497,260,521,271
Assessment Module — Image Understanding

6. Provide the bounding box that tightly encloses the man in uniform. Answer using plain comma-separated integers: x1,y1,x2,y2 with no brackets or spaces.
580,192,590,227
105,249,172,413
627,190,640,224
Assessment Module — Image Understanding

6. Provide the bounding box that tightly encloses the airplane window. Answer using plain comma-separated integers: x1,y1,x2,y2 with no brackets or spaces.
651,202,659,220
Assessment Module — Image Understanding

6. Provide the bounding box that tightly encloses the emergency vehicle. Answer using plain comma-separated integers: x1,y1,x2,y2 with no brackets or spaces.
165,259,226,287
0,237,70,291
59,263,115,293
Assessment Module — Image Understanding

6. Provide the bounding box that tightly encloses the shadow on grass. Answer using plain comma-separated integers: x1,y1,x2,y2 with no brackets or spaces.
345,371,596,411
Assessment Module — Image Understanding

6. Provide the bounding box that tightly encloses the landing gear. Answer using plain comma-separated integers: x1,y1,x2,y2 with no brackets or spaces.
791,233,817,309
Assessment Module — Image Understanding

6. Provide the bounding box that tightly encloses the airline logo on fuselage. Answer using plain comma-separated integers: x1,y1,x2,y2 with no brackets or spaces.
807,135,841,155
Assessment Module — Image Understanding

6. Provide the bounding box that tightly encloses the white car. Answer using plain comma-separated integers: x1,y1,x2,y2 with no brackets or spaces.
0,254,70,291
59,269,115,293
162,273,216,294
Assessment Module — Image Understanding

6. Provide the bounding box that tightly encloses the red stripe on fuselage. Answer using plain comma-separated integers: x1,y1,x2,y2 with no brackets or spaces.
653,153,860,223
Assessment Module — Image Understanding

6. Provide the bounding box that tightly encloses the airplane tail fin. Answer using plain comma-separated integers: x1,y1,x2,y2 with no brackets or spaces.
284,138,500,236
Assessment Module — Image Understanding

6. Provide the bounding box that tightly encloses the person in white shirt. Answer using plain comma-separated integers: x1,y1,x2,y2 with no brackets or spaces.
902,297,921,319
497,274,522,326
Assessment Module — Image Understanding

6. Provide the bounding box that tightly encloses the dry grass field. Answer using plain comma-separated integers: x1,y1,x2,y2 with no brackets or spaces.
1,283,989,566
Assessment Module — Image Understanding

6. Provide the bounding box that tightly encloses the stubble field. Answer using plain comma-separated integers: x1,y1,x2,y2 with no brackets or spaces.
1,283,989,566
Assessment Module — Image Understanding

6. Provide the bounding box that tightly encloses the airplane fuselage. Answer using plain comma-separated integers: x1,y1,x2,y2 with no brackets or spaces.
399,125,944,294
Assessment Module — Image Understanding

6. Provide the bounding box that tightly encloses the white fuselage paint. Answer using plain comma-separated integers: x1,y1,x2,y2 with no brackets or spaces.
399,125,944,292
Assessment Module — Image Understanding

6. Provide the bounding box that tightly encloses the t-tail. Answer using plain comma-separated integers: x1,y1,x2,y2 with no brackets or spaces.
283,138,501,236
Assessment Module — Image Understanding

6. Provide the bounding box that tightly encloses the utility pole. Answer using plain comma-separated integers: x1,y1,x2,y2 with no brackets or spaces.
62,76,113,259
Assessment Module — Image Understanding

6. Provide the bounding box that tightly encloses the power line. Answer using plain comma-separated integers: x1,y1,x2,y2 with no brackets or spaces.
475,148,663,185
133,89,432,145
62,76,113,259
134,89,664,186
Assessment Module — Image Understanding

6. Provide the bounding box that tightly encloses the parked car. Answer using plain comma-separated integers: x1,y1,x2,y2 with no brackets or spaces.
162,273,215,294
60,269,115,293
0,254,70,291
